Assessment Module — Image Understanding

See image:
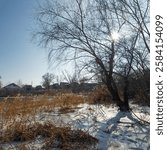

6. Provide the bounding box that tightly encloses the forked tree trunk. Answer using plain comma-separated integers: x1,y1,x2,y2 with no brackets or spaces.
106,81,130,112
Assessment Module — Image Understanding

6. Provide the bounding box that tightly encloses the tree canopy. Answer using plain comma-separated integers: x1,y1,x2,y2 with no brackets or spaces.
35,0,149,111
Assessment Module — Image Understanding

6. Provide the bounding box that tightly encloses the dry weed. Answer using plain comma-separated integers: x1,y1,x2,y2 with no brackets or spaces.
0,122,98,149
0,93,98,149
0,93,85,121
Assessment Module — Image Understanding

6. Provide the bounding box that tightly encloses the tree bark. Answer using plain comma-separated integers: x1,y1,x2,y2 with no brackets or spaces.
106,79,129,111
123,77,130,111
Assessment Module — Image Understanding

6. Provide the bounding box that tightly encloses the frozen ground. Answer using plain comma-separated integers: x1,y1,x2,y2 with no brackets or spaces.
1,103,150,150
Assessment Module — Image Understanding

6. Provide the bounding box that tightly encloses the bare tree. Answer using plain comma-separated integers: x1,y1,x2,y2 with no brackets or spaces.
109,0,150,53
102,0,150,53
35,0,149,111
42,73,55,90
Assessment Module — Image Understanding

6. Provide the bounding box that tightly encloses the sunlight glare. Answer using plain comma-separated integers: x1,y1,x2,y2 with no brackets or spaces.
111,32,120,41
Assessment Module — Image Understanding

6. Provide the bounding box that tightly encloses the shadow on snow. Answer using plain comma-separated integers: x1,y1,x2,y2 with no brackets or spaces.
96,111,150,150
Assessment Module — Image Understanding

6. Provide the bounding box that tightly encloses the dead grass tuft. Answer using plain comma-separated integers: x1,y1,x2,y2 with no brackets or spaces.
58,106,76,114
0,122,98,149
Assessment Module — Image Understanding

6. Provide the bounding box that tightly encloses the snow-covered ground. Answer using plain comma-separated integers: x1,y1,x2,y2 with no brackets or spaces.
1,103,150,150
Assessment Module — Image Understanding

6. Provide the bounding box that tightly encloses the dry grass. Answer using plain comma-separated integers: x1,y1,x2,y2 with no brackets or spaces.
58,106,76,114
0,93,99,149
0,91,116,149
0,89,112,121
0,122,98,149
0,93,85,120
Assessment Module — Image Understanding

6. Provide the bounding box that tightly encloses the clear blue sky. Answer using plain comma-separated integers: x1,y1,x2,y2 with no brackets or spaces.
0,0,54,86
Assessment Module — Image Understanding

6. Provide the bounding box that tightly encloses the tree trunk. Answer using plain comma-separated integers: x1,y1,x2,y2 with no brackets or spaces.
106,81,129,111
123,77,130,111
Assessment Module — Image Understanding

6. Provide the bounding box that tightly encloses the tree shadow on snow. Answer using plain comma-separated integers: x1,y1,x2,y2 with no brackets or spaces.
97,111,150,150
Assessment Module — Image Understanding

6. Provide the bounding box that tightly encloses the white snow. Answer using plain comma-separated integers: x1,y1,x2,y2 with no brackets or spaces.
1,103,150,150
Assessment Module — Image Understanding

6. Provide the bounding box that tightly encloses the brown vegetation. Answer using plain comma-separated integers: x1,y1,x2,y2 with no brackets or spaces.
0,122,98,149
88,85,113,106
0,88,149,149
0,93,98,149
0,94,85,120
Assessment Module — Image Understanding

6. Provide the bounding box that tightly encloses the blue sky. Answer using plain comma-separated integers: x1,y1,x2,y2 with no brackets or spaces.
0,0,54,86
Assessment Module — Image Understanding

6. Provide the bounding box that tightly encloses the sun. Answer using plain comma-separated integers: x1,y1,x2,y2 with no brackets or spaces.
111,32,120,41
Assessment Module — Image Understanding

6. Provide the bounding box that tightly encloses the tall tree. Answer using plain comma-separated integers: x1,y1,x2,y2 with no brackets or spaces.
35,0,149,111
